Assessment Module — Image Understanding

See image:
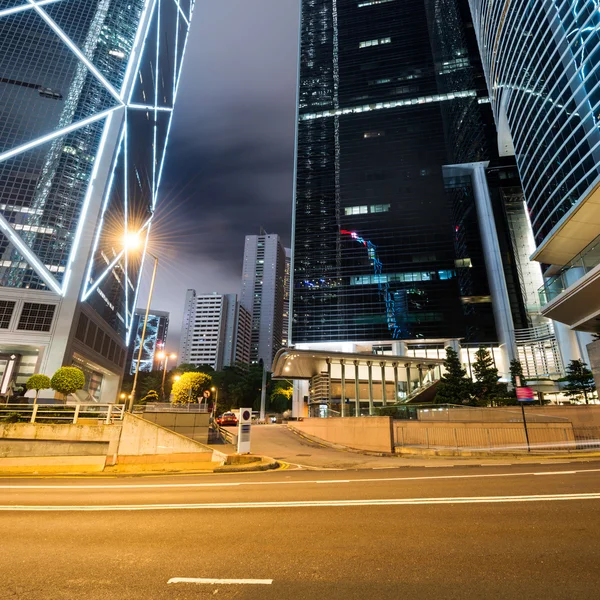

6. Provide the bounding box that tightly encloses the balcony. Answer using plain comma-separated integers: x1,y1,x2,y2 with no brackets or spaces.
538,233,600,332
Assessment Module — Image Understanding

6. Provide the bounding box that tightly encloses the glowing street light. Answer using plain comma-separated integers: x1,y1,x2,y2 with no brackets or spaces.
210,385,218,419
127,232,159,412
157,351,177,401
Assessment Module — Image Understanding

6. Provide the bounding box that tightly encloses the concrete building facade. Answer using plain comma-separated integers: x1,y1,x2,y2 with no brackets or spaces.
240,233,286,368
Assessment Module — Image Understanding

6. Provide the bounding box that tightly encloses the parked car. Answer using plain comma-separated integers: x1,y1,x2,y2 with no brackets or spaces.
216,412,238,426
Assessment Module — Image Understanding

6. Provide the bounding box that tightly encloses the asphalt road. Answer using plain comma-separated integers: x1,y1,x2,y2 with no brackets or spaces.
1,462,600,599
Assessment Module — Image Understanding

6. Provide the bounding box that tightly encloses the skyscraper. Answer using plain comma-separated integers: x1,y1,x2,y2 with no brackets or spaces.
0,1,195,400
282,247,292,347
292,0,497,351
179,291,251,371
469,0,599,367
126,309,169,375
240,232,286,367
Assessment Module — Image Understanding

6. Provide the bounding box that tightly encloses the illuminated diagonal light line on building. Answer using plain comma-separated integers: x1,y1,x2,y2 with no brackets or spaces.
26,0,124,105
0,214,62,295
122,0,159,103
124,117,130,329
172,0,189,26
81,127,126,301
128,104,173,112
0,0,65,18
62,110,120,296
81,249,126,302
340,229,402,339
152,0,162,202
0,107,118,165
126,223,152,346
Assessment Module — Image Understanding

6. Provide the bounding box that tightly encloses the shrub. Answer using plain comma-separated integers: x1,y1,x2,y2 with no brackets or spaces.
25,374,51,403
140,390,159,404
51,367,86,401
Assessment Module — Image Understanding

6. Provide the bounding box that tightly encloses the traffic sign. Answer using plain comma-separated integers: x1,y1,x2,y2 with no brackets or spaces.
516,386,535,402
237,407,252,454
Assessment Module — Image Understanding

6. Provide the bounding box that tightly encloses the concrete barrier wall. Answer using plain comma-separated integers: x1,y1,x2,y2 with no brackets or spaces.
116,413,213,461
394,421,575,450
0,422,122,455
142,412,209,444
0,439,109,457
291,417,393,453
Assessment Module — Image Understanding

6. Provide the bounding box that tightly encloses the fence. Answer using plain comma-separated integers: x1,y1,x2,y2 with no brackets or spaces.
0,403,125,425
416,406,570,423
135,403,210,414
393,421,581,452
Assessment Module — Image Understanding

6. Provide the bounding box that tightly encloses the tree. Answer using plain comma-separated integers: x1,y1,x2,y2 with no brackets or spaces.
140,390,159,404
171,372,212,404
472,347,507,406
174,363,199,373
25,374,51,404
269,380,293,413
563,359,596,404
510,359,525,389
50,367,86,401
435,347,471,404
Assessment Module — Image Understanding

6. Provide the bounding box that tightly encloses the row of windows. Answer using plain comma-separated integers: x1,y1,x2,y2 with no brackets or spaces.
350,270,456,286
344,204,391,216
359,38,391,49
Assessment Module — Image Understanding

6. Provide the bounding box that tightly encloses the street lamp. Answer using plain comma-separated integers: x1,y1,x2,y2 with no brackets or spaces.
127,232,159,412
157,351,177,401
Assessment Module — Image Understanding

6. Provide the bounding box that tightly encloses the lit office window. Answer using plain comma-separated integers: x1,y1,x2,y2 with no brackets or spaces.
359,38,391,49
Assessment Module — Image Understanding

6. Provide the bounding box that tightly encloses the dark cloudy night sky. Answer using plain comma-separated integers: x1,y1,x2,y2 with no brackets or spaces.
140,0,300,348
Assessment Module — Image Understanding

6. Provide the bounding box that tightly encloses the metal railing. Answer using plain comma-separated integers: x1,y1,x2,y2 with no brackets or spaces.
0,403,125,425
134,402,210,413
539,231,600,306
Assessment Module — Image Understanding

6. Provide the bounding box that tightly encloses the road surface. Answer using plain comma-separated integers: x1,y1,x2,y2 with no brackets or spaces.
1,462,599,599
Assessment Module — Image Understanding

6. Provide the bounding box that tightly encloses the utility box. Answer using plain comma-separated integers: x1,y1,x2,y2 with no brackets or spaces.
237,407,252,454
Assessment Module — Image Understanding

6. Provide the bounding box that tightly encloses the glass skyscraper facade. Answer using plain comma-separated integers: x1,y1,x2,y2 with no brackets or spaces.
0,1,195,400
469,0,599,367
126,309,169,375
292,0,497,345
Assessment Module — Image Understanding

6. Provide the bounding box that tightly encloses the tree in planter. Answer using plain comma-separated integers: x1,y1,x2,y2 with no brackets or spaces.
50,367,86,402
171,372,212,404
563,359,596,404
472,347,507,406
435,347,472,404
509,359,525,389
25,374,51,404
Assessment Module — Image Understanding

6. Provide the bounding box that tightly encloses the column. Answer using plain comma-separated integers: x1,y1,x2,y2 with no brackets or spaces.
367,361,374,415
354,360,360,417
405,363,411,395
380,362,387,406
393,362,399,404
418,364,424,387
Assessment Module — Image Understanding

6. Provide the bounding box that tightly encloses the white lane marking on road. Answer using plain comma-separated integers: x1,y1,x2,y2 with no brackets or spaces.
2,467,599,490
2,493,600,511
168,578,273,585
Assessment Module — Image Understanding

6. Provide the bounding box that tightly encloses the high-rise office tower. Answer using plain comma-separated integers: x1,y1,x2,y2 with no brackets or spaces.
126,309,169,375
293,1,498,353
469,0,599,370
240,232,286,367
0,1,195,400
282,247,291,348
179,291,251,371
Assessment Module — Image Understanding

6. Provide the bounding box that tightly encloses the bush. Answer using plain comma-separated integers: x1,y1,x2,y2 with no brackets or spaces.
51,367,86,400
25,374,51,403
140,390,159,404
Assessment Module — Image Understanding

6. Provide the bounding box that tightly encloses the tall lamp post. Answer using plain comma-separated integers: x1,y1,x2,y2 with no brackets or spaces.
211,386,218,420
157,351,177,401
127,234,159,412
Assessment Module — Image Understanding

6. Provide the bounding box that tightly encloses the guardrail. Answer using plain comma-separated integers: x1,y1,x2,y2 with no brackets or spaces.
214,423,238,446
134,403,210,413
0,403,125,425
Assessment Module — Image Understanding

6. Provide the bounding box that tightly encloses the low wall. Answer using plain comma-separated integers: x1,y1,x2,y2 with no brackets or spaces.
0,422,122,455
116,413,213,462
141,411,209,444
0,439,108,458
394,420,575,450
290,417,393,453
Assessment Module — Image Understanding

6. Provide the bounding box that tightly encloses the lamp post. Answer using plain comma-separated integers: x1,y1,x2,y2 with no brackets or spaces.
211,386,218,419
127,233,159,412
157,351,176,401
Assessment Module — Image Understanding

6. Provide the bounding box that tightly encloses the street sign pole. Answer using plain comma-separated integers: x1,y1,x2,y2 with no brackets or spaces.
520,402,531,453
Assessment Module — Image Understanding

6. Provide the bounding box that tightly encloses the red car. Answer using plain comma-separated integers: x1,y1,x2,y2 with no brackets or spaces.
216,412,238,426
